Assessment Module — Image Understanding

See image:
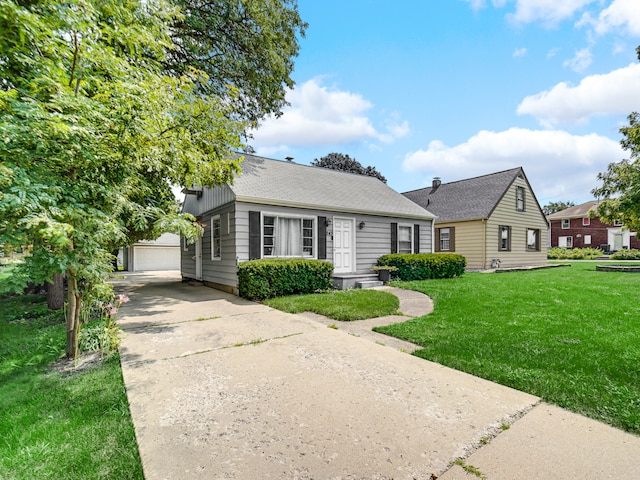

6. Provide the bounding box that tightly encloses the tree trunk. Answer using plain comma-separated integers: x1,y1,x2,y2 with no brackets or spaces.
47,273,65,310
66,274,82,359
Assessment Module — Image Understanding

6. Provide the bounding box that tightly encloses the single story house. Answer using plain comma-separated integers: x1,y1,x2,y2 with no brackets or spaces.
118,233,181,271
403,167,548,270
181,154,436,294
547,200,639,251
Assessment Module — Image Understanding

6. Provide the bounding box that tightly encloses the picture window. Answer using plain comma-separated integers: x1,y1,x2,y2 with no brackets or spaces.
263,215,314,258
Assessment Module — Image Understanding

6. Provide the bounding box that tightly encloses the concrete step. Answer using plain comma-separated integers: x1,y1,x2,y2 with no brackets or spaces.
356,280,383,289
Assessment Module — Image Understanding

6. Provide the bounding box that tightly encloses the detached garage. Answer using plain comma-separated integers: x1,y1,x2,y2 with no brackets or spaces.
119,233,181,271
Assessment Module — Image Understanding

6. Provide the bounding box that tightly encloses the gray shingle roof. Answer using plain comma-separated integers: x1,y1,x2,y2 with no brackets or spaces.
230,154,435,220
403,167,525,223
547,200,600,219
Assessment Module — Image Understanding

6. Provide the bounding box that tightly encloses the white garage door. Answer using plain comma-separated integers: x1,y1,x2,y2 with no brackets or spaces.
132,246,180,271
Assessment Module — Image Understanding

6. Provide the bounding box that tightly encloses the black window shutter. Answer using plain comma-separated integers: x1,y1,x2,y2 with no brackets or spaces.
414,224,420,253
249,211,260,260
450,227,456,251
391,223,398,253
435,228,441,252
318,216,327,259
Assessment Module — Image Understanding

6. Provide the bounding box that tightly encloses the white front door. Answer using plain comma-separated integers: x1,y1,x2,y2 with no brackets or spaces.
195,236,203,280
333,217,355,273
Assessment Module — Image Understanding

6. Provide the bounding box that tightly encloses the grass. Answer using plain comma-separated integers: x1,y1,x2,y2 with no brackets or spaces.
0,264,15,283
375,262,640,434
263,288,400,321
0,293,143,480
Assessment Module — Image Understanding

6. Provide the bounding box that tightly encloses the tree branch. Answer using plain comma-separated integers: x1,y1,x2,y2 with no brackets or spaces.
69,30,79,89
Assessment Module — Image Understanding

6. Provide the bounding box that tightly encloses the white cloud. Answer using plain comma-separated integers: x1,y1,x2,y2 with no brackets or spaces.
464,0,487,10
402,128,623,202
507,0,596,25
465,0,596,25
513,47,528,57
594,0,640,36
464,0,640,35
547,47,561,58
518,62,640,124
563,47,593,73
383,120,410,142
250,78,407,149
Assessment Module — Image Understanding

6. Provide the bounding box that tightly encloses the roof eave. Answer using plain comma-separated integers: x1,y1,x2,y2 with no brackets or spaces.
435,216,488,224
235,196,436,221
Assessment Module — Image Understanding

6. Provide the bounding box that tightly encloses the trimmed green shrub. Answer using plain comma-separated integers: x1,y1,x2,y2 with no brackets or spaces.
547,247,603,260
238,258,334,301
610,248,640,260
377,253,466,280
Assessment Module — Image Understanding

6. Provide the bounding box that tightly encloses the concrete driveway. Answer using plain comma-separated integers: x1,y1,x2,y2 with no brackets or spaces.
115,272,640,480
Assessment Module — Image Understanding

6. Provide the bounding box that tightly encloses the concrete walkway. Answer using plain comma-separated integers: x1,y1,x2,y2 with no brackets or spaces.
115,272,640,480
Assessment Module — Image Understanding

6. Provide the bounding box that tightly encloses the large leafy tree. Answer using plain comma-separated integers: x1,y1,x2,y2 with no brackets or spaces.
311,153,387,183
542,201,576,216
0,0,305,358
592,47,640,231
166,0,307,123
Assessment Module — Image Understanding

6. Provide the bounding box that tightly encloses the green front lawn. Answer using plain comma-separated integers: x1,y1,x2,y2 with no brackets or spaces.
0,293,143,480
264,288,400,321
376,262,640,434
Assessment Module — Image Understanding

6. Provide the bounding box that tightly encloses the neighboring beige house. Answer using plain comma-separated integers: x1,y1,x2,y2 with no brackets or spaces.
403,167,549,270
118,233,181,271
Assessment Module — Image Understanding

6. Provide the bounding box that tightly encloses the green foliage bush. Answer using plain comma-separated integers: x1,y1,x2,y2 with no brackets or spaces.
78,292,128,356
238,259,334,301
547,247,603,260
377,253,466,280
79,319,121,355
610,248,640,260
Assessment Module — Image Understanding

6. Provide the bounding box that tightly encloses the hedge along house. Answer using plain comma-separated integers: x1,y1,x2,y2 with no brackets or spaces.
181,154,436,294
403,167,548,270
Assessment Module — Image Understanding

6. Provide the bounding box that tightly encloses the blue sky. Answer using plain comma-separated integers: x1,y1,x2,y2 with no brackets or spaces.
249,0,640,206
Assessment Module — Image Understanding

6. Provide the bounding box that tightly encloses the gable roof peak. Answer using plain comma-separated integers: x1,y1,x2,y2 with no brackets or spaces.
403,166,531,223
223,153,435,220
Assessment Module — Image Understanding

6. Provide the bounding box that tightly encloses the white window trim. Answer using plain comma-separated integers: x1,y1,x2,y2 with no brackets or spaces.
398,223,414,254
439,227,451,252
261,212,317,259
499,225,511,251
583,217,590,226
516,186,525,212
211,214,221,261
559,236,573,248
526,228,540,252
561,219,570,229
584,234,592,245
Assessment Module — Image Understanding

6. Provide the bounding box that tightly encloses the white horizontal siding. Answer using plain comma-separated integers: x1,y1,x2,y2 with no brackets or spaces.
199,207,238,286
238,202,432,274
182,185,235,217
188,201,434,290
180,238,196,278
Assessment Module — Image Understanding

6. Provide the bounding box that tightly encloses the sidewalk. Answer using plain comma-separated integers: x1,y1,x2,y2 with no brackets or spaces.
116,272,640,479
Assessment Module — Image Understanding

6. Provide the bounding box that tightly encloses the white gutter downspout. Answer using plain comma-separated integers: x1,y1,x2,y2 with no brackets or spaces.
431,219,436,253
482,218,487,270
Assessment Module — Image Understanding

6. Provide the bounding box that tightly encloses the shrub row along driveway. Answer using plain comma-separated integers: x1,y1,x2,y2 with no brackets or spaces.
115,271,640,480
